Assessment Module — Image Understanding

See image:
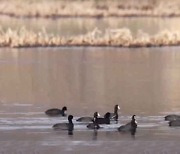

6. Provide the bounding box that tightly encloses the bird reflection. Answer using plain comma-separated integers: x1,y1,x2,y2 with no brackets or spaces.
131,128,136,137
92,129,98,140
68,130,73,135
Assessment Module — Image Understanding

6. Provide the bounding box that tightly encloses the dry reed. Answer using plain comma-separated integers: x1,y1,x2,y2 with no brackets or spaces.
0,27,180,48
0,0,180,18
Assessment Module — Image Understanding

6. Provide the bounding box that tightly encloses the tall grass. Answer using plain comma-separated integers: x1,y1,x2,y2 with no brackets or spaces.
0,27,180,48
0,0,180,18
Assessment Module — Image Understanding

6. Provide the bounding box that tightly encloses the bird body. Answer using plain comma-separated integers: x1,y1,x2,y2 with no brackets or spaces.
53,115,74,132
118,123,131,132
53,123,71,130
87,112,101,129
96,112,111,124
118,115,137,135
76,112,100,122
165,114,180,121
87,123,100,129
76,117,93,122
169,120,180,127
45,106,67,116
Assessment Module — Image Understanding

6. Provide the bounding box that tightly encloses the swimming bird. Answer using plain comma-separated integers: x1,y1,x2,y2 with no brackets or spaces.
169,120,180,127
165,114,180,121
118,115,137,135
96,112,111,124
76,112,100,122
45,106,67,116
53,115,74,134
87,115,101,130
104,105,120,121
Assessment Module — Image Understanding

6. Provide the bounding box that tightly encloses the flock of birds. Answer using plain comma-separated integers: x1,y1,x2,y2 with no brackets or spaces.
45,105,180,135
45,105,136,135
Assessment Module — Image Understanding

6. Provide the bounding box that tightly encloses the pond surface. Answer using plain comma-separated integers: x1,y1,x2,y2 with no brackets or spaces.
0,47,180,153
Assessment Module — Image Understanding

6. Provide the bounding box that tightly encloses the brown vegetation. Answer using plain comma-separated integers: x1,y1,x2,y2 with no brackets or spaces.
0,0,180,18
0,27,180,48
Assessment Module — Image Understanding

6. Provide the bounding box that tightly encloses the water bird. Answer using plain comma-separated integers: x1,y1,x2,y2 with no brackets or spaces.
45,106,67,116
96,112,111,124
76,112,100,122
118,115,137,135
87,116,101,130
164,114,180,121
53,115,74,134
169,120,180,127
104,105,120,121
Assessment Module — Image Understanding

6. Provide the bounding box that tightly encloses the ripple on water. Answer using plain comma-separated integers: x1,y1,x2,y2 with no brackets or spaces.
0,113,176,132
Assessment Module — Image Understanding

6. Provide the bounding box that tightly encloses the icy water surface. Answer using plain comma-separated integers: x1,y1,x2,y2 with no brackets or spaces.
0,47,180,153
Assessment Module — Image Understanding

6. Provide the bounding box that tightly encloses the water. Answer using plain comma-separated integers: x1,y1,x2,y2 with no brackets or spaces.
0,47,180,153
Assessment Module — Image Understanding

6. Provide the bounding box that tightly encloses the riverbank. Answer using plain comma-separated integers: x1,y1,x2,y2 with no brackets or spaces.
0,0,180,18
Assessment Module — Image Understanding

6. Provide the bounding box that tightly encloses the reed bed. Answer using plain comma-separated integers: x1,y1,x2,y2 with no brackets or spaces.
0,0,180,18
0,27,180,48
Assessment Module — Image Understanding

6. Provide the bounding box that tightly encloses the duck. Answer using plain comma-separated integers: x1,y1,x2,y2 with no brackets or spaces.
118,115,137,135
169,120,180,127
164,114,180,121
104,105,120,121
53,115,74,132
76,112,100,122
96,112,111,124
87,116,101,130
45,106,67,116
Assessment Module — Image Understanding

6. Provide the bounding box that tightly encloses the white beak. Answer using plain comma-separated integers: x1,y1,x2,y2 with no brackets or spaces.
97,112,101,117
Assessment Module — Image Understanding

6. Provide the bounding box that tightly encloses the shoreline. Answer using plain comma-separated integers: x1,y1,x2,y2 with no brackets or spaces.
1,12,180,19
2,44,180,49
0,27,180,48
0,0,180,19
